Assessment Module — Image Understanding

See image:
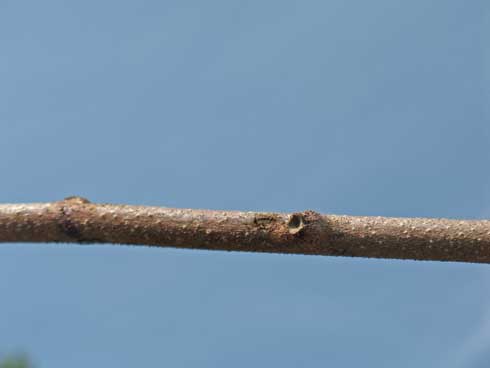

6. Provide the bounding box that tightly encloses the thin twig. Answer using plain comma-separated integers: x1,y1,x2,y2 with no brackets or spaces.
0,196,489,264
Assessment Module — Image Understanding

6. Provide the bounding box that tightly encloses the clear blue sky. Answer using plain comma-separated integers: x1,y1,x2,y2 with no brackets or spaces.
0,1,489,367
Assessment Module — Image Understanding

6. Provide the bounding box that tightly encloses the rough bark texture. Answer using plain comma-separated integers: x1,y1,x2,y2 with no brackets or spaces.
1,196,490,264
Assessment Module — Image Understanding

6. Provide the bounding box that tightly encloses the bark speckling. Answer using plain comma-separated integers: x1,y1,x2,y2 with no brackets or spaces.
0,197,489,264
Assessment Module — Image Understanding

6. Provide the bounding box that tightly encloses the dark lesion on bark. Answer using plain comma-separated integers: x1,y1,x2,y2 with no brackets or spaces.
57,196,92,242
253,213,280,229
58,205,82,239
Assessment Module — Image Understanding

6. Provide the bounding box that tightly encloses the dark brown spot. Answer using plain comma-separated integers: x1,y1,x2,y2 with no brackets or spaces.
254,214,277,228
59,206,82,239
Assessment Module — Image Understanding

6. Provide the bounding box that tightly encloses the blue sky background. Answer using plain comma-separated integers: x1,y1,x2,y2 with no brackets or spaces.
0,1,489,366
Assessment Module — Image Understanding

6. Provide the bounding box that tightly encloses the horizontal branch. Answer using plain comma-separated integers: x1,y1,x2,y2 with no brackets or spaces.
0,197,489,264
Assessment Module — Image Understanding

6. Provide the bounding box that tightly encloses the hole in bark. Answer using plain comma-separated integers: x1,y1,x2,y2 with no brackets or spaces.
288,213,305,234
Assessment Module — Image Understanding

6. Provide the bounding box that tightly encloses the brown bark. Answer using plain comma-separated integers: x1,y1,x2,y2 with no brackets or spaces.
0,196,489,264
